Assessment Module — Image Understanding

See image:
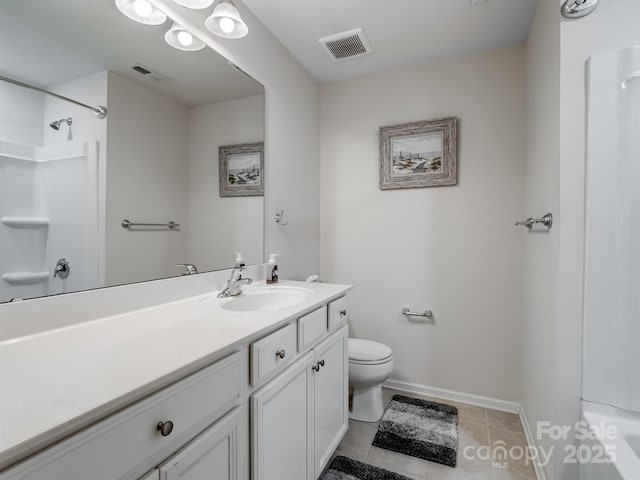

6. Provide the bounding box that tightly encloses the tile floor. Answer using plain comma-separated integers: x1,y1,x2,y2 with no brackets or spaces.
335,388,537,480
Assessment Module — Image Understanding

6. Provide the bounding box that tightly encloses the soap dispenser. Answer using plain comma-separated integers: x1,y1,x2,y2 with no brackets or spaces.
267,254,279,284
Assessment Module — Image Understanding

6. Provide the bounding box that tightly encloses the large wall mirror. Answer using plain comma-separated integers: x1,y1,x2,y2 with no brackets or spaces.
0,0,265,304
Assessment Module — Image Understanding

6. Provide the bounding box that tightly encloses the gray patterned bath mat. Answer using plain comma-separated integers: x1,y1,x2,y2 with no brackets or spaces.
320,456,413,480
372,394,458,467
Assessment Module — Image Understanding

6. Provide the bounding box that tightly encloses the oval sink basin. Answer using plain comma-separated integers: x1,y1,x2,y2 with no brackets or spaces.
199,286,314,312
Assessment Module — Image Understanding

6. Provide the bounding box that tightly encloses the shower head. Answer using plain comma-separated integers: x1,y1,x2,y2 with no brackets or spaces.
49,117,72,130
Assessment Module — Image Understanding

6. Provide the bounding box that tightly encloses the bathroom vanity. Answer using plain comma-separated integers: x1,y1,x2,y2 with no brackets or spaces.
0,281,351,480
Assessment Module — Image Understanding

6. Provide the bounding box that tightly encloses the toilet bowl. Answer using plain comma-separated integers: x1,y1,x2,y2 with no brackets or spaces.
348,338,393,422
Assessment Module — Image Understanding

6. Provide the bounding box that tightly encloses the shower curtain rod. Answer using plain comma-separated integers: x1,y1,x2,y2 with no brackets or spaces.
0,74,107,119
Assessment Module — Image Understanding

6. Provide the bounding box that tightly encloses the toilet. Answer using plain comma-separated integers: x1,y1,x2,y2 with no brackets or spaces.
348,338,394,422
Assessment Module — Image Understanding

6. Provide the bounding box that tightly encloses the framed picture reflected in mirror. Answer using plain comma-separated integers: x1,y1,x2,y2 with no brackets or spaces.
219,142,264,197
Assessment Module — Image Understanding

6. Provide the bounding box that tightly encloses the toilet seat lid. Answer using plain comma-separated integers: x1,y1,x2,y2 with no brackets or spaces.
348,338,392,362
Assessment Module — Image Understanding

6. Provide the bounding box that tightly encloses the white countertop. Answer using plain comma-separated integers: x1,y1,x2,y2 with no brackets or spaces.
0,280,351,471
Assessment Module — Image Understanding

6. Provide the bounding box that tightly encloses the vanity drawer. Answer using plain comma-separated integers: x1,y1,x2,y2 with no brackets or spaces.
3,352,242,480
328,296,349,331
298,306,328,352
251,323,297,386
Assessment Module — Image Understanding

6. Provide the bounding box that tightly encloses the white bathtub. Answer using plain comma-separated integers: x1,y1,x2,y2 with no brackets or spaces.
580,401,640,480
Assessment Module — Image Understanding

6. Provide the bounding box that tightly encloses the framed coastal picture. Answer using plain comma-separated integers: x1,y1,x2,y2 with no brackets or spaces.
219,142,264,197
379,117,457,190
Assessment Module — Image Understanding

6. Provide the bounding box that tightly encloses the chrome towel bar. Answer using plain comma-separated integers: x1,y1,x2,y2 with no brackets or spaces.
515,212,553,231
402,307,433,319
121,219,180,230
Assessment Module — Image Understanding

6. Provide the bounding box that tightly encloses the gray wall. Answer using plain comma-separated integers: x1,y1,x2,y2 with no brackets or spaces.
320,44,526,402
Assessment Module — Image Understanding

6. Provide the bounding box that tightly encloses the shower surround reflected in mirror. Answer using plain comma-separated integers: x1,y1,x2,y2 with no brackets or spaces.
0,0,265,304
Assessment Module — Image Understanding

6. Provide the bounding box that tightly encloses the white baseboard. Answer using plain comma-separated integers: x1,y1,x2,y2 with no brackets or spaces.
382,378,521,414
519,405,548,480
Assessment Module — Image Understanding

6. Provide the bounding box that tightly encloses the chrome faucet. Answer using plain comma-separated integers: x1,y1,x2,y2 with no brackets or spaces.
218,254,252,298
176,263,198,275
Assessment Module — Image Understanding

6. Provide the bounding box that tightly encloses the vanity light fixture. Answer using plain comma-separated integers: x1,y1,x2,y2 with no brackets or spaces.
173,0,215,9
165,22,206,50
115,0,167,25
205,0,248,39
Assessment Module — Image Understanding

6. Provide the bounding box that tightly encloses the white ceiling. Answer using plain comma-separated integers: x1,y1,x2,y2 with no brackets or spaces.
0,0,263,106
242,0,538,83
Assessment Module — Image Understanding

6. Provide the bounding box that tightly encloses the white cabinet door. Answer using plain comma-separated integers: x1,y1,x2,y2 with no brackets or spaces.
159,408,240,480
251,351,315,480
313,325,348,478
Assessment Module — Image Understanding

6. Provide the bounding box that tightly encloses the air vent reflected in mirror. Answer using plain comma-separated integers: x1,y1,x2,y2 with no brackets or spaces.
128,64,172,83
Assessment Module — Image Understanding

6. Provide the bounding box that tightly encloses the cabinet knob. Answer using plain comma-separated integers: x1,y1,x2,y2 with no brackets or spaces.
312,359,325,372
340,309,347,316
156,420,174,437
275,349,286,359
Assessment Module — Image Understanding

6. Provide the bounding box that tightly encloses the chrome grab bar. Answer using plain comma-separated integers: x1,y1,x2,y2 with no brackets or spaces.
402,307,433,319
515,213,553,230
121,219,180,230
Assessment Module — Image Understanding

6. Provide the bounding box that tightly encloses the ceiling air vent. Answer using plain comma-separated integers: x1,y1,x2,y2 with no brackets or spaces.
128,64,171,83
319,28,373,61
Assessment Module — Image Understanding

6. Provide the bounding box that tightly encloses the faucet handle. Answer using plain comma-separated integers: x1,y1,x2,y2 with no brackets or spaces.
53,258,70,279
234,252,245,268
176,263,198,275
